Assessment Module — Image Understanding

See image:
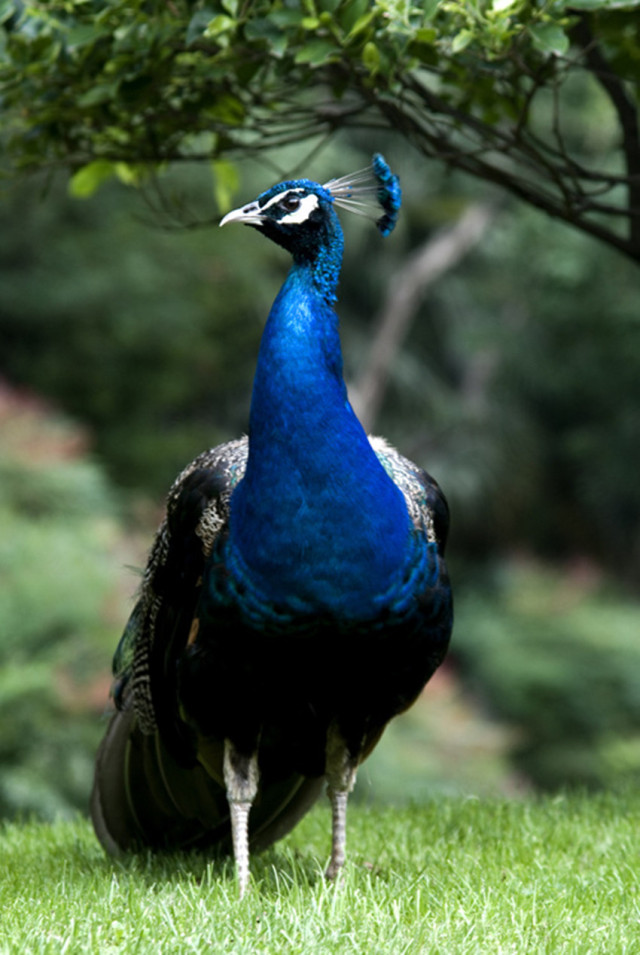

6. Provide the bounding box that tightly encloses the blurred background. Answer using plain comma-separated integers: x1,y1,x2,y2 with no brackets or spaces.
1,126,639,820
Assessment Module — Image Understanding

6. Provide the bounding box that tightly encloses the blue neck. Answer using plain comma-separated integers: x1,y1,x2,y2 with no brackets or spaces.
226,259,412,619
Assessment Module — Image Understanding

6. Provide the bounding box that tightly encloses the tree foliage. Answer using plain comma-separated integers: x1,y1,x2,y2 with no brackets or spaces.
1,0,639,259
0,388,128,818
455,562,640,790
0,168,268,491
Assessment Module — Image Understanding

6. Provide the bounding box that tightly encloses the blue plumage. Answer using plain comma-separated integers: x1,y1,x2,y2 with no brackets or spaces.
91,155,453,896
372,153,402,235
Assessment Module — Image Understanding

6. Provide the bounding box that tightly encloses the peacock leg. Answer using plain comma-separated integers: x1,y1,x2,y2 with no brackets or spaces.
223,739,260,898
324,725,358,881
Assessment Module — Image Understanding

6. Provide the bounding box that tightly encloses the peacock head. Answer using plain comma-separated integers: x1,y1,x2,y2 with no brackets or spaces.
220,179,341,262
220,154,401,264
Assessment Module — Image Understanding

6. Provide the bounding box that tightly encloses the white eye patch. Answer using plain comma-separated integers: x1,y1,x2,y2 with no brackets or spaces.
278,193,319,225
260,188,303,213
260,189,320,225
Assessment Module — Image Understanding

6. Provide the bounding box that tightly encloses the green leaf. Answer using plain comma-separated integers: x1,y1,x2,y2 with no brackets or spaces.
529,23,569,56
338,0,370,34
270,9,307,28
345,10,376,42
186,9,216,46
421,0,441,20
207,93,245,125
212,158,240,214
294,39,338,65
558,0,637,7
0,1,17,26
451,30,474,54
244,17,284,42
114,163,151,187
362,40,380,74
492,0,519,10
68,161,117,199
76,84,118,108
203,15,236,38
64,24,112,50
413,27,437,44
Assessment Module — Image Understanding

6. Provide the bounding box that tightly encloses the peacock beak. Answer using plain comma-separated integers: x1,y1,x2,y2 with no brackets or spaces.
219,201,264,228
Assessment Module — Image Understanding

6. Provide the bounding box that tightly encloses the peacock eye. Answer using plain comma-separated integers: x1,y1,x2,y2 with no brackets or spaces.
282,195,301,212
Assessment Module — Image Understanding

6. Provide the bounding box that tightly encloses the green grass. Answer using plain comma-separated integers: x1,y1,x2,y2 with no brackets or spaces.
1,793,639,954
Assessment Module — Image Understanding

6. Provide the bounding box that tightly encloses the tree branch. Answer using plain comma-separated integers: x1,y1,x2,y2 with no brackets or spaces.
371,86,640,264
350,203,496,433
571,15,640,251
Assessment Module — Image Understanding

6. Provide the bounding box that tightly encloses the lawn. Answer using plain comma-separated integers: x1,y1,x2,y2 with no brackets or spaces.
1,792,638,954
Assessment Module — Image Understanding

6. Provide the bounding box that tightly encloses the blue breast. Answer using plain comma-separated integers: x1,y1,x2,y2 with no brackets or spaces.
222,260,413,621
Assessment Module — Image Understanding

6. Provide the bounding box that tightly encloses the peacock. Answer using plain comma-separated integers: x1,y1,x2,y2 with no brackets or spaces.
91,154,453,897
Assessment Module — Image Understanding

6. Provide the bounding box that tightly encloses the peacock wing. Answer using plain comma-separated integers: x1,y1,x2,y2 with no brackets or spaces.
92,437,323,856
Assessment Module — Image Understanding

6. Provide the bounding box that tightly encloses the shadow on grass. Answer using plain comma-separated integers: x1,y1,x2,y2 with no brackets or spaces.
85,837,324,895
